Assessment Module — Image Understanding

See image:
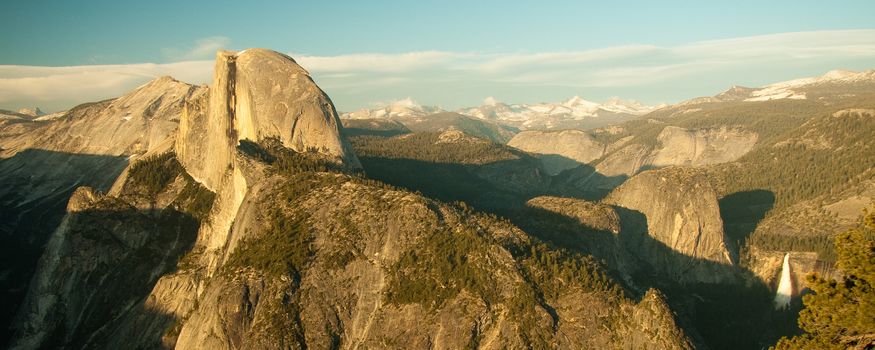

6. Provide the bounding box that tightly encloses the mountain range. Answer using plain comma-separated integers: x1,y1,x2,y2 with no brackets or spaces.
342,95,657,131
0,50,873,350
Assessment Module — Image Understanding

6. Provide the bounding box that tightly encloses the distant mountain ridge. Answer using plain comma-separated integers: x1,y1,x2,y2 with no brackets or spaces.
339,69,875,132
679,69,875,105
341,96,658,131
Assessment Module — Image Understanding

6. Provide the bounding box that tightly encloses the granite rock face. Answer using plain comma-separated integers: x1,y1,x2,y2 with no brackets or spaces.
0,77,204,341
508,130,606,175
10,178,203,349
526,195,620,235
177,49,359,191
236,49,358,162
514,126,757,196
605,167,735,284
649,126,758,168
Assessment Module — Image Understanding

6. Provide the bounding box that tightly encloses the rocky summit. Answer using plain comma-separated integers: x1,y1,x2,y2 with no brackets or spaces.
177,49,360,192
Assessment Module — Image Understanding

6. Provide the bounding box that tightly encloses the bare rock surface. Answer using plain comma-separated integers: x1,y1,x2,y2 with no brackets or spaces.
508,130,605,175
649,126,757,168
605,167,735,284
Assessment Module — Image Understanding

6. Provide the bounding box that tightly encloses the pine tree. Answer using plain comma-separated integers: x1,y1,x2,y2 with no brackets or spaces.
773,208,875,349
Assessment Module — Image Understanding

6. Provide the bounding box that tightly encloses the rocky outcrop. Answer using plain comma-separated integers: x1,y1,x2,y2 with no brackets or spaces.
17,107,44,118
174,49,363,274
522,196,634,278
162,169,692,350
177,49,359,191
526,196,620,235
0,77,204,342
648,126,757,168
618,289,695,349
10,173,205,349
1,76,200,159
508,130,606,175
0,76,203,219
605,167,735,284
528,126,757,198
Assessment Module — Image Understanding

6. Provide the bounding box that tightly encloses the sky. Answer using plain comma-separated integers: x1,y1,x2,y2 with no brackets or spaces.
2,0,875,113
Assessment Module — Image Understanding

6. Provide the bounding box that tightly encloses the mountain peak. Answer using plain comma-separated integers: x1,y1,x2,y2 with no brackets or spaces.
17,107,44,117
177,48,360,190
822,69,857,80
483,96,501,106
562,95,598,108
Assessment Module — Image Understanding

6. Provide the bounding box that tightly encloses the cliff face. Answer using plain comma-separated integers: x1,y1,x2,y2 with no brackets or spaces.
507,130,606,175
605,167,735,284
175,49,362,275
11,163,209,349
520,126,757,197
0,77,204,342
746,249,838,296
177,49,359,191
648,126,757,168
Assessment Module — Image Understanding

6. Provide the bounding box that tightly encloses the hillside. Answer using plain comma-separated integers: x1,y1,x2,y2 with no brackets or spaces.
349,131,549,211
0,77,204,340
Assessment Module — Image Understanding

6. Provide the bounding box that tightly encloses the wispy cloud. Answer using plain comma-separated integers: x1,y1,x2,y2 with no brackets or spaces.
0,61,212,110
293,51,466,73
161,36,231,60
2,30,875,112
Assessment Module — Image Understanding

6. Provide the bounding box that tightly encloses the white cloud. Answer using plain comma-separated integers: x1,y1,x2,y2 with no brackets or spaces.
2,29,875,112
0,61,212,111
161,36,231,60
293,51,465,73
472,45,658,72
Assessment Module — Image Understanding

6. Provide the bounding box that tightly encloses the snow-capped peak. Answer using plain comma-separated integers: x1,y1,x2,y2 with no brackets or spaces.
745,69,875,102
562,96,599,108
341,97,444,119
18,107,45,117
821,69,857,80
454,95,656,127
599,97,652,115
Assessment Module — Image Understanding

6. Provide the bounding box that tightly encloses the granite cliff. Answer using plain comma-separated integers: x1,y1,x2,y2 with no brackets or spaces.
605,167,736,284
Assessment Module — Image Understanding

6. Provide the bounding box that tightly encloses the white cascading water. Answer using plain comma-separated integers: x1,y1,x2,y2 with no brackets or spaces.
774,253,793,310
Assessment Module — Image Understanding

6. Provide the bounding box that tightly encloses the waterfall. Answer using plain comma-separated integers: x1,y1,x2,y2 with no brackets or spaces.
774,253,793,310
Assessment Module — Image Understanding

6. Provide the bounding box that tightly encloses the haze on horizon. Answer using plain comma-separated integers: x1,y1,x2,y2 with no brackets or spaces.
2,0,875,113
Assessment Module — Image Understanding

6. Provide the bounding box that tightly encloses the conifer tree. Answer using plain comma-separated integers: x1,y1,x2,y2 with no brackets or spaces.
773,208,875,349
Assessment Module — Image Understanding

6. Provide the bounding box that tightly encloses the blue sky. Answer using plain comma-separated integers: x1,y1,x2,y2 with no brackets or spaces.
2,0,875,112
